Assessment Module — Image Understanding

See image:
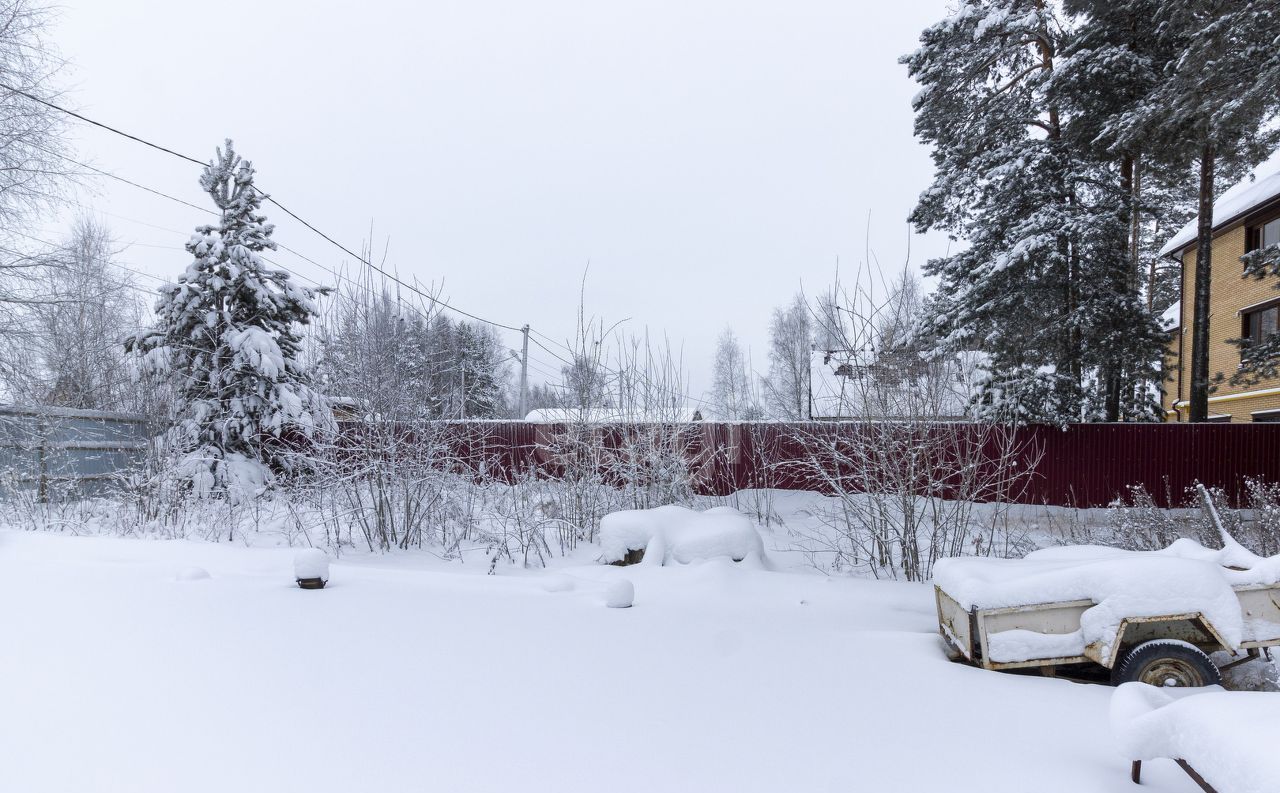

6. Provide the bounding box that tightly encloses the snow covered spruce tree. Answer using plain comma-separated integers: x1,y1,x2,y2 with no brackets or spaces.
902,0,1173,423
128,141,332,499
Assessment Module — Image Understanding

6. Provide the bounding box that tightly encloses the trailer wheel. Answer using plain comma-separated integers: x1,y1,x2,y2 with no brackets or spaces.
1112,640,1221,688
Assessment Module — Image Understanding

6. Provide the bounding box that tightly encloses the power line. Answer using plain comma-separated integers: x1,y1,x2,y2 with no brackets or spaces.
0,82,205,167
14,90,718,412
9,85,528,334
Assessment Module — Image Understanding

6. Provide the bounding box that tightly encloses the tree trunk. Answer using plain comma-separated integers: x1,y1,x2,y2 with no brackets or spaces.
1189,143,1216,423
1130,156,1143,295
1106,157,1137,422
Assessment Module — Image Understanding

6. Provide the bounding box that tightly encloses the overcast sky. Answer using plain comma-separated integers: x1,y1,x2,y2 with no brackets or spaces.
52,0,952,403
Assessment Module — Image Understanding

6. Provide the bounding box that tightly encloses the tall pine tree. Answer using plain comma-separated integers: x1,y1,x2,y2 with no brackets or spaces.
1099,0,1280,421
129,141,332,497
903,0,1091,423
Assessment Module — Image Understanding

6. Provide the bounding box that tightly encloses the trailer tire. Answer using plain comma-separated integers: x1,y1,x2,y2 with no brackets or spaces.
1112,640,1221,688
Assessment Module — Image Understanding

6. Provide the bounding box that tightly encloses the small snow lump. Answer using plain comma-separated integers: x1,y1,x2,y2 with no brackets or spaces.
605,579,634,608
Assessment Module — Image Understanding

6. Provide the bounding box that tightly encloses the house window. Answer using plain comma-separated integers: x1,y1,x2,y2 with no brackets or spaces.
1246,215,1280,252
1252,409,1280,423
1241,304,1280,346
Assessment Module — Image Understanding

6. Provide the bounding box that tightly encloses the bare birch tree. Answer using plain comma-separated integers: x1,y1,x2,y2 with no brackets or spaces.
763,293,812,420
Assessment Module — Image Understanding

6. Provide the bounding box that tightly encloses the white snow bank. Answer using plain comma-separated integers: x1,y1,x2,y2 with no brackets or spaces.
932,538,1280,661
599,505,765,567
1111,683,1280,793
293,549,329,581
174,566,211,582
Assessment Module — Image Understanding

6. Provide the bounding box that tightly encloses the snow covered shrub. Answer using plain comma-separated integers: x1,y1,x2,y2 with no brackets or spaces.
534,421,623,549
126,140,332,501
789,422,1039,581
1105,484,1185,551
483,473,554,568
1074,480,1278,558
1237,477,1280,558
313,421,472,553
786,273,1039,580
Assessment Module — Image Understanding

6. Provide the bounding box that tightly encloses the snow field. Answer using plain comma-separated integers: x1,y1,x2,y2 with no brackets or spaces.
0,529,1213,793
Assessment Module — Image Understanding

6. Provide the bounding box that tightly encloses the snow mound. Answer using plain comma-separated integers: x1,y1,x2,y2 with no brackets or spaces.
293,549,329,582
599,505,764,567
932,539,1280,661
542,575,575,593
605,579,635,608
1111,683,1280,793
174,566,211,582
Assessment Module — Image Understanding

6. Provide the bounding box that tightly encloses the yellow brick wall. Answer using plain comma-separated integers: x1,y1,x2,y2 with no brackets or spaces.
1166,224,1280,422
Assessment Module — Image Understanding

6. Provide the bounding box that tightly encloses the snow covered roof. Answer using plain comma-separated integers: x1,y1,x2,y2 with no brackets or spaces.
1160,149,1280,257
1159,300,1181,331
524,407,702,423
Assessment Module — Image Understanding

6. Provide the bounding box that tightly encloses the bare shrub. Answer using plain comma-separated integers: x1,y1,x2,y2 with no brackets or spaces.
787,271,1039,581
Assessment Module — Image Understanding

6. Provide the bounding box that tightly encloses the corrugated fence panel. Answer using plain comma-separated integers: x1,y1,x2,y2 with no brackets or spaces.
392,421,1279,508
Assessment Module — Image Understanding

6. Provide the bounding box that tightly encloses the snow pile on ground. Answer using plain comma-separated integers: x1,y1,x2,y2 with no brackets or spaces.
934,541,1262,661
605,578,635,608
600,505,765,567
1111,682,1280,793
174,566,211,582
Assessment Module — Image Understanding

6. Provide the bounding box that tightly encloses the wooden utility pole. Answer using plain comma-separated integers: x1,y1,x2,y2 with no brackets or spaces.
517,324,529,419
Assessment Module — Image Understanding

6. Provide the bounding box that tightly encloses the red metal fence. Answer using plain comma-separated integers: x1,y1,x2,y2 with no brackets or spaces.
330,422,1280,508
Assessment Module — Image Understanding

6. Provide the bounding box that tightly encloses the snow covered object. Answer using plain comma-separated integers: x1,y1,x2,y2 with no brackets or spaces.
1112,683,1280,793
934,539,1280,684
293,548,329,589
600,505,765,567
605,579,634,608
128,141,332,499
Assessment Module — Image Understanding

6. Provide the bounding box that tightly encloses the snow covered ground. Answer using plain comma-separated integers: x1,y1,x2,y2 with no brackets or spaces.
0,526,1222,793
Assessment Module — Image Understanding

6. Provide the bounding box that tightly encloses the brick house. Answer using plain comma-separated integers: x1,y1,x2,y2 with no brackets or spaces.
1162,153,1280,423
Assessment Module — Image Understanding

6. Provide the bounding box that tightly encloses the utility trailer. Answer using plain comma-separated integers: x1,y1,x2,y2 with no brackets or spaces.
936,581,1280,686
937,485,1280,687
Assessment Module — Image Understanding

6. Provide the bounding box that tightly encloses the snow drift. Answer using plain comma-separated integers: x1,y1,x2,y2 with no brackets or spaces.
1111,683,1280,793
599,505,765,567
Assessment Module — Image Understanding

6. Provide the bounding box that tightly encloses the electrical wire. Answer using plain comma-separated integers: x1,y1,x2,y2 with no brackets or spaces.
2,82,529,334
6,87,716,409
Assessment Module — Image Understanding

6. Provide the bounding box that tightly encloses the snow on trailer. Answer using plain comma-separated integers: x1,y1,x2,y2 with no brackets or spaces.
934,537,1280,685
